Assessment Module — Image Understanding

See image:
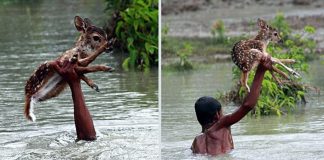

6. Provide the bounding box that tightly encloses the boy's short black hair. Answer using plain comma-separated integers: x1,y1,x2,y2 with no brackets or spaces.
195,96,222,127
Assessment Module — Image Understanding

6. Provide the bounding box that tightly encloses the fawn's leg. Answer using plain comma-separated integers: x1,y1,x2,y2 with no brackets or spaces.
278,59,296,64
270,70,282,87
75,65,114,74
272,65,289,80
241,72,250,92
80,74,100,92
240,72,244,88
271,57,301,78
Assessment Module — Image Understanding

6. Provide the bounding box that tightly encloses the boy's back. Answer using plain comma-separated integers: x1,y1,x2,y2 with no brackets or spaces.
192,127,233,155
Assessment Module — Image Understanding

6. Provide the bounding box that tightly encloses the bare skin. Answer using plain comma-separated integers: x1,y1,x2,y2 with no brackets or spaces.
47,54,112,141
191,56,273,155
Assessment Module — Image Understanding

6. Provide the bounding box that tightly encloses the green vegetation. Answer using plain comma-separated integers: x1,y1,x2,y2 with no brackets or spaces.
270,12,291,40
162,24,194,70
223,13,317,116
211,20,226,43
105,0,158,70
175,42,194,70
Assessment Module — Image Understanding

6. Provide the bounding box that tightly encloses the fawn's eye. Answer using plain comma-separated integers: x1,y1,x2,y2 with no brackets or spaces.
93,36,100,42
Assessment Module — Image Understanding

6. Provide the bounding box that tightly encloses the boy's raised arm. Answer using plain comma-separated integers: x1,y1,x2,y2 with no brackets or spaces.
218,57,272,127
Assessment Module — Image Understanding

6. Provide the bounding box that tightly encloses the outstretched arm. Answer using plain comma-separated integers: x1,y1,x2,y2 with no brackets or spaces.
47,55,97,141
218,57,272,127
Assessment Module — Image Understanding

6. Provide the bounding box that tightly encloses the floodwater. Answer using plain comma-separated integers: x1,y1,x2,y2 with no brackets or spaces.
162,61,324,160
0,1,158,159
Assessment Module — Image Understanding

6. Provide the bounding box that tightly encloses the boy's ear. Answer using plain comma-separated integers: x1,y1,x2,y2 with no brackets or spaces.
257,18,268,29
74,16,85,32
214,111,221,121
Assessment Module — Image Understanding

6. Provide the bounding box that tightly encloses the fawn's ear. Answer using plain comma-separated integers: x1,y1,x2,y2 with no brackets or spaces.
83,18,93,28
257,18,268,29
74,16,85,32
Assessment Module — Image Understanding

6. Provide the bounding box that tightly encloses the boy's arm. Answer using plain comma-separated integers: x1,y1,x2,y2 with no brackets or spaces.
218,57,272,128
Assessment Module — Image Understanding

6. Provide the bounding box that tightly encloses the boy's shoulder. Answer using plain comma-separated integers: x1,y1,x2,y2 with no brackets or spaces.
191,133,207,154
194,133,205,142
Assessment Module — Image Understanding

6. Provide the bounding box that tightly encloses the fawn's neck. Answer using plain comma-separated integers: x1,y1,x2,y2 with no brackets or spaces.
253,30,270,46
74,36,95,55
254,36,269,45
253,34,269,51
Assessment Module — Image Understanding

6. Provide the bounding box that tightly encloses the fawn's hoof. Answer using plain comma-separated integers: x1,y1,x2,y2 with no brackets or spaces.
106,66,115,72
277,83,283,89
241,85,250,93
245,85,251,93
92,84,100,92
292,71,301,78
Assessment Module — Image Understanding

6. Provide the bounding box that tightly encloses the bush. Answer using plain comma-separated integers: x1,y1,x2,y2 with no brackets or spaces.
222,13,317,116
176,42,193,69
211,20,226,43
105,0,158,70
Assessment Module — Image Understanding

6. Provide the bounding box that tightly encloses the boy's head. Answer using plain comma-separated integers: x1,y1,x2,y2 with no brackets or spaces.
195,96,222,130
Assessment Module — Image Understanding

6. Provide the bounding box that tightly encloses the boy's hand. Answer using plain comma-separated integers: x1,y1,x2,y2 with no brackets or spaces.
47,54,80,83
260,55,273,71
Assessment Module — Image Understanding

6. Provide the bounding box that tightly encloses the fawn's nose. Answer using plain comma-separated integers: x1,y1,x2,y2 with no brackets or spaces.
105,38,116,53
278,39,284,44
105,43,113,53
105,47,113,53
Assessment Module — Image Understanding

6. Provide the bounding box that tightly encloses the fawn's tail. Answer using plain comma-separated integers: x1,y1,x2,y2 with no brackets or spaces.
24,96,36,122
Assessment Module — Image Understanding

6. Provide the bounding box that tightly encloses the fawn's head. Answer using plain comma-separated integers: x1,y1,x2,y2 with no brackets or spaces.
255,18,283,44
74,16,108,53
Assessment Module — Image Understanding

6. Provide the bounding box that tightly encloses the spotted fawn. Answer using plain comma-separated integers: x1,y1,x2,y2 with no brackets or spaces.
24,16,114,121
232,18,300,92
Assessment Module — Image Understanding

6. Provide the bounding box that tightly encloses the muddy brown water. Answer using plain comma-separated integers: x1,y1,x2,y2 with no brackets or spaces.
162,61,324,159
0,1,158,159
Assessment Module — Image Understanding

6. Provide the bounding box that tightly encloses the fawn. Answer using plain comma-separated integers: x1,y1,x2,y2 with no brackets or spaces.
231,18,300,92
24,16,114,121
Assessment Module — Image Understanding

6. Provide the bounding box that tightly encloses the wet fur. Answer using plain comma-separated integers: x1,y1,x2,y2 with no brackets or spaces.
24,50,90,121
231,40,265,72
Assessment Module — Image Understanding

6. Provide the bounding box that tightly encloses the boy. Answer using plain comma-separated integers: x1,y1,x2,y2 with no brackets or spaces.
191,56,273,155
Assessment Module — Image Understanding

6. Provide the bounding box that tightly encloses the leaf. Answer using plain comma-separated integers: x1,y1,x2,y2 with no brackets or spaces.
122,57,130,71
115,21,124,37
141,51,150,67
127,37,134,46
304,25,316,34
134,20,139,31
145,42,153,54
